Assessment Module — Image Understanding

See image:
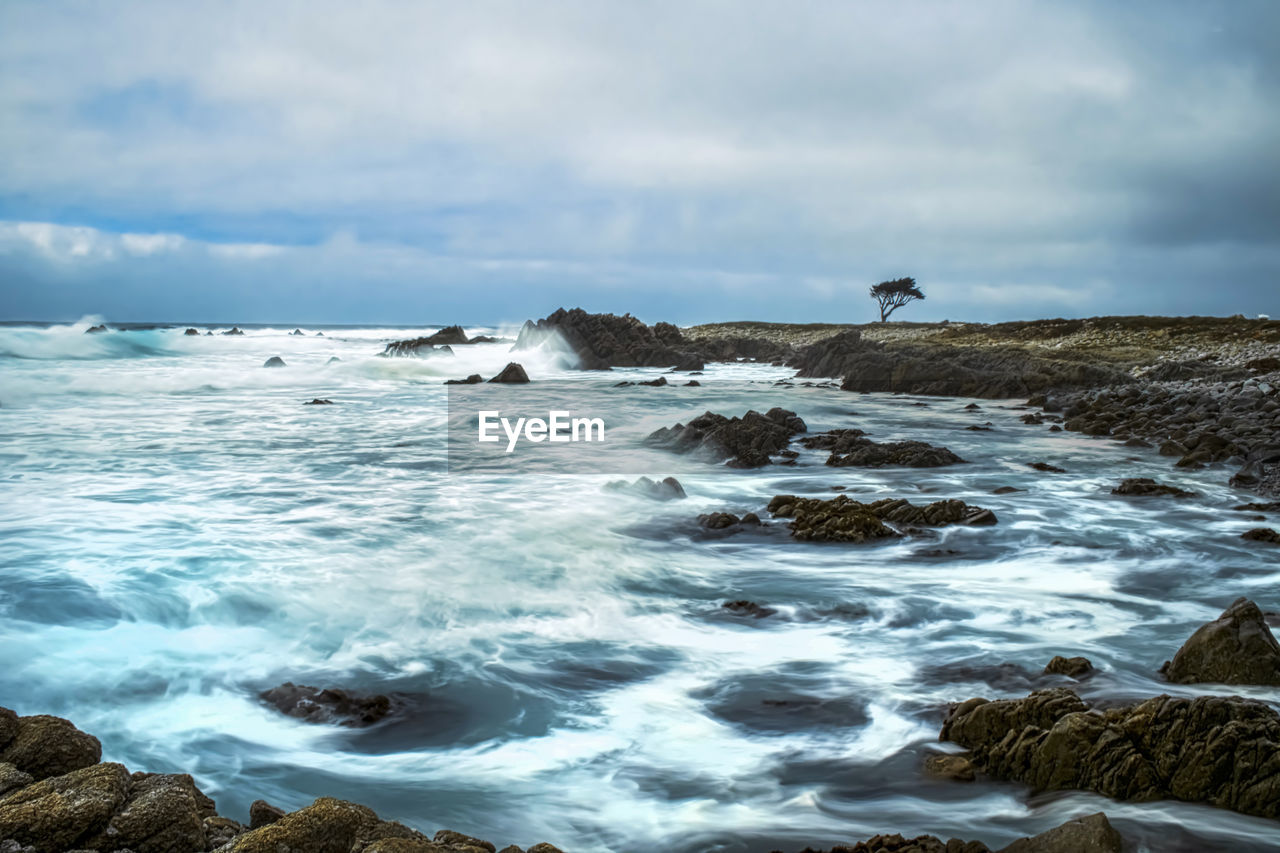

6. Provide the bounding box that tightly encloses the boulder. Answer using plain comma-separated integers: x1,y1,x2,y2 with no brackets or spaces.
1111,478,1194,497
259,683,393,726
765,495,995,543
444,374,484,385
787,813,1122,853
382,326,476,355
84,771,216,853
513,308,711,370
84,325,108,334
1161,597,1280,685
603,476,686,501
434,829,496,851
1243,527,1280,544
1027,462,1065,473
223,327,245,336
327,356,342,364
0,763,32,797
249,798,287,829
488,363,530,384
940,687,1280,818
183,328,200,336
1043,656,1093,678
800,430,965,468
0,762,130,853
290,329,305,336
0,713,101,780
263,356,286,368
645,408,806,468
721,600,776,618
923,753,975,782
638,376,668,387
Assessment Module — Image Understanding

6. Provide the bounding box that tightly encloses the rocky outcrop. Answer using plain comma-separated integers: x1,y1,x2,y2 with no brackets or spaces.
1111,478,1194,497
290,329,305,336
84,325,108,334
784,812,1123,853
259,683,393,726
0,762,131,852
382,326,482,356
514,308,705,370
444,374,484,385
721,600,775,618
939,688,1280,819
645,408,806,468
488,363,530,384
604,476,686,501
222,327,245,336
799,430,965,468
184,328,201,335
765,495,996,543
263,357,286,368
1243,527,1280,543
697,511,762,530
0,711,101,780
1160,597,1280,685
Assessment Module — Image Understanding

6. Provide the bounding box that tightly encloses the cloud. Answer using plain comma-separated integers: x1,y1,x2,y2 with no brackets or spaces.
0,0,1277,322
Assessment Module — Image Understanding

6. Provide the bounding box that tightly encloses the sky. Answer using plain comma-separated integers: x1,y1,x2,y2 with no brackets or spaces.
1,0,1277,325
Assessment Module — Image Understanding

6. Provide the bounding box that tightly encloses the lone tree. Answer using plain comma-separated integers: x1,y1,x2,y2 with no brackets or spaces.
869,276,925,322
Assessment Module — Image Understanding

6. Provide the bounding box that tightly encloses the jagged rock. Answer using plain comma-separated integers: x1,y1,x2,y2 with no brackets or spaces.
290,329,305,336
222,327,245,336
800,430,965,468
444,374,483,385
488,363,530,384
1111,478,1194,497
0,713,101,781
991,486,1022,494
514,308,700,370
604,476,686,501
940,687,1280,818
923,753,974,782
638,376,668,387
645,408,806,467
315,332,325,337
0,764,32,797
84,771,216,853
1027,462,1065,473
183,328,200,335
1234,501,1280,512
259,683,393,726
1043,656,1093,678
424,326,471,346
0,762,130,853
304,399,334,405
1243,527,1280,544
263,356,286,368
765,495,995,543
382,326,477,356
1161,597,1280,685
84,325,108,334
722,600,776,618
249,798,287,829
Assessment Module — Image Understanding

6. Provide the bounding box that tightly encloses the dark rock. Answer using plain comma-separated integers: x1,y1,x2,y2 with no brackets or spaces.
722,600,777,618
1111,478,1194,497
766,495,996,543
290,329,305,336
222,327,245,336
424,325,471,346
259,682,393,726
1027,461,1066,473
444,374,484,385
514,308,700,370
382,326,476,355
468,335,496,344
315,332,325,337
604,476,686,501
741,512,761,525
249,798,287,829
183,328,200,335
326,356,342,364
1234,501,1280,512
800,430,965,468
84,325,108,334
218,797,377,853
1243,527,1280,544
1020,413,1043,425
0,762,130,853
638,376,668,386
923,753,975,782
85,771,216,853
1161,597,1280,685
304,398,333,405
964,403,981,410
940,687,1280,819
698,512,743,530
645,408,806,467
435,829,496,851
488,363,530,383
0,714,101,780
0,763,33,797
1230,446,1280,497
1246,356,1280,371
263,356,286,368
1043,655,1093,678
684,380,701,386
1000,813,1123,853
991,486,1022,494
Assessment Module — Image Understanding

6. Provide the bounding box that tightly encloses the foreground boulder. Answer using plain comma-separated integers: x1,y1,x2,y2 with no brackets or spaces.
0,762,131,852
0,710,101,780
940,688,1280,819
645,408,806,467
781,812,1123,853
766,495,996,543
259,683,393,726
1160,597,1280,685
800,429,965,468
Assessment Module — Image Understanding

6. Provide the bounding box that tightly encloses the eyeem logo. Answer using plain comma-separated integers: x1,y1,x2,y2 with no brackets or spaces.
478,410,606,452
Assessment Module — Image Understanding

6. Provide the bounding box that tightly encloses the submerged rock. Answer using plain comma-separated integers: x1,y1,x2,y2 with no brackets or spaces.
444,374,484,385
645,408,806,467
488,363,530,383
940,687,1280,818
923,753,975,782
1160,597,1280,685
604,476,686,501
223,327,245,336
766,495,995,543
259,682,393,726
1111,478,1194,497
290,329,306,336
721,600,776,618
382,326,478,356
1243,527,1280,544
800,429,965,468
1026,461,1066,473
304,398,334,405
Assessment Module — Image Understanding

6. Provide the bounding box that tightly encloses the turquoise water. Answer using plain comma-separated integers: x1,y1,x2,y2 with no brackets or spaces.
0,320,1277,852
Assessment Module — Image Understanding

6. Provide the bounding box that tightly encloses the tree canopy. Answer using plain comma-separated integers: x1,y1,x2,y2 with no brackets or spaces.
869,277,925,321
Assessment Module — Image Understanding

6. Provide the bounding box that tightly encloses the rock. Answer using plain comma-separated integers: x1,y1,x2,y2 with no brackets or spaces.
1246,356,1280,371
722,600,777,618
1000,813,1122,853
434,829,496,851
1027,461,1065,473
698,512,742,530
0,713,101,780
923,753,975,782
604,476,686,501
326,356,342,364
315,332,325,337
382,326,477,355
290,329,305,336
1243,527,1280,544
1020,413,1043,425
684,380,701,386
304,399,333,405
84,325,108,334
940,687,1280,818
800,430,966,468
1111,478,1194,497
1234,501,1280,512
964,403,982,410
765,495,995,543
645,408,806,467
0,762,130,853
259,682,393,726
249,798,287,829
991,486,1022,494
1043,655,1093,678
204,815,244,848
263,356,286,368
0,763,32,797
183,328,200,335
1161,597,1280,685
223,327,245,336
218,797,375,853
488,363,530,384
638,376,668,386
1231,446,1280,497
84,771,216,853
513,308,702,370
444,374,484,385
